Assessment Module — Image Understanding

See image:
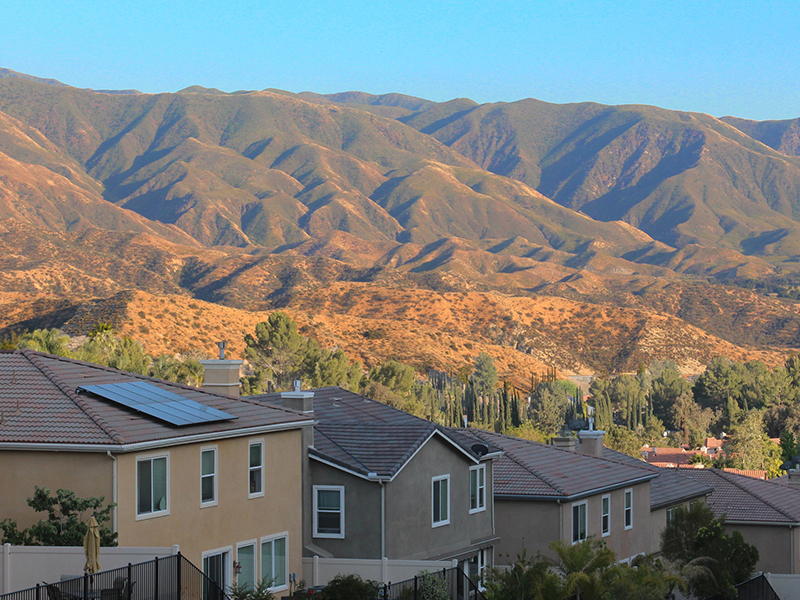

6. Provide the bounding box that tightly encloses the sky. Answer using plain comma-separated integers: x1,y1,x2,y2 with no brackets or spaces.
2,0,798,121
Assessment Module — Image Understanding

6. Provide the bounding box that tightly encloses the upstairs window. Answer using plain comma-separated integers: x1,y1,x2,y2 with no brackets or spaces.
432,475,450,527
601,494,610,537
249,441,264,497
137,455,168,517
572,501,587,544
624,489,633,530
470,465,486,513
201,448,217,506
314,486,344,538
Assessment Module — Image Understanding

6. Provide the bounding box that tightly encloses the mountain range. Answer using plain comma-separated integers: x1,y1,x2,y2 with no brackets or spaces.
1,69,799,376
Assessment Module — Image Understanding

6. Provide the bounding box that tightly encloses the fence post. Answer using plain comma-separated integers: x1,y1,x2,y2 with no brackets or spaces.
176,553,182,600
154,556,159,600
127,564,132,600
414,575,417,600
83,573,89,600
36,583,41,600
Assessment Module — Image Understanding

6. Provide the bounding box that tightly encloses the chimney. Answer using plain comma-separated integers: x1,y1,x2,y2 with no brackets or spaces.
198,341,243,397
578,429,606,458
788,468,800,489
281,380,314,414
550,431,579,452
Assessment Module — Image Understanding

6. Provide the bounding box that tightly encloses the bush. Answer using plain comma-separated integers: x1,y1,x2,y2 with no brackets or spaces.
321,574,379,600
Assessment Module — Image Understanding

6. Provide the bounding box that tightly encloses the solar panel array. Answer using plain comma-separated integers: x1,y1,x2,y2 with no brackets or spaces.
77,381,238,427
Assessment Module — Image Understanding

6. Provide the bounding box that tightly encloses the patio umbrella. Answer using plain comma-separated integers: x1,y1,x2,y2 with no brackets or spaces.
83,517,101,574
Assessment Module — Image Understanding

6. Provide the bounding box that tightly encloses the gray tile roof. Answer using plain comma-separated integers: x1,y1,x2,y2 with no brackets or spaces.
249,387,500,478
601,448,713,509
677,468,800,524
460,429,658,500
0,350,311,447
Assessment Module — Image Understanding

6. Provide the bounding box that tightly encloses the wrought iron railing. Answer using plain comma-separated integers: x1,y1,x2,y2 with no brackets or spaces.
380,567,486,600
0,553,229,600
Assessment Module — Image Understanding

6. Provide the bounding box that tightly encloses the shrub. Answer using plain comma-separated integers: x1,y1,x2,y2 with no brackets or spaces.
321,574,379,600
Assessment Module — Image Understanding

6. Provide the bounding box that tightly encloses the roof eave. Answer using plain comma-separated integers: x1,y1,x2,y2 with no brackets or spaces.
495,473,658,502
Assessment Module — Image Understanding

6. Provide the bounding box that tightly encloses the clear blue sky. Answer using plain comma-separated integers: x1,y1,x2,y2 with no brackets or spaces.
3,0,798,120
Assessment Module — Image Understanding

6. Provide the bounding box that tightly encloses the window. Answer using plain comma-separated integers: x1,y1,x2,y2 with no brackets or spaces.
470,465,486,513
137,454,168,518
313,486,344,538
624,489,633,530
468,548,488,587
203,548,231,600
432,475,450,527
249,441,264,497
261,535,287,590
601,494,610,537
666,507,676,527
572,501,587,544
236,543,256,591
201,447,217,506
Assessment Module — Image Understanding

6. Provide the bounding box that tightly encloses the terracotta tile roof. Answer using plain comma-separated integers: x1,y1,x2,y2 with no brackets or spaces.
642,447,700,465
723,468,767,480
601,449,713,509
461,430,657,500
677,468,800,524
705,438,724,449
0,350,311,447
250,387,500,478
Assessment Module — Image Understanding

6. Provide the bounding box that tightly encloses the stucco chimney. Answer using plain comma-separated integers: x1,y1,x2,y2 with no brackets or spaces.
281,380,314,413
198,341,243,397
550,434,579,452
578,429,606,458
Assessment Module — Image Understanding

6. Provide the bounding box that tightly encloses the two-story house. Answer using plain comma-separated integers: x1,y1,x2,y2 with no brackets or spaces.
249,386,501,580
0,349,312,597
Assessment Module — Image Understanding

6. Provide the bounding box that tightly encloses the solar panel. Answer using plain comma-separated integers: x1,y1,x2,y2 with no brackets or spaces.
77,381,238,427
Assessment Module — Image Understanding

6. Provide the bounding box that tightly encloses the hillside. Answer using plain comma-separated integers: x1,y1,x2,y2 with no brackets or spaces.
2,70,800,375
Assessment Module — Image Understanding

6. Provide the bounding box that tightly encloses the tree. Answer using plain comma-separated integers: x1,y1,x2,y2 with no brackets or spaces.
528,382,569,434
650,365,691,429
472,353,498,398
483,550,563,600
589,378,614,430
723,410,783,477
0,487,116,546
604,425,643,458
309,349,362,391
244,312,317,391
17,328,72,356
368,360,415,396
661,502,758,599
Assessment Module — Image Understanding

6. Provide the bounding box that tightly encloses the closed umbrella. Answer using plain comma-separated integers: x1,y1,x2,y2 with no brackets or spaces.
83,517,101,574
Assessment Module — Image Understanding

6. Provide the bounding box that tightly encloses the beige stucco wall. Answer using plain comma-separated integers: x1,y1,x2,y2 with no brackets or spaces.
115,429,304,587
724,523,799,575
494,500,560,567
0,451,114,529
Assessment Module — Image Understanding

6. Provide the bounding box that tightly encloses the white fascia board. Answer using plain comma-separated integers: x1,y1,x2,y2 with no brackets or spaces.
0,420,312,453
308,453,376,482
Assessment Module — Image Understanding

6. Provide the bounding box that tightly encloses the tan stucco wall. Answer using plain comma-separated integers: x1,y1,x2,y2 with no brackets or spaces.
494,500,560,567
115,429,304,584
724,524,799,575
0,451,114,529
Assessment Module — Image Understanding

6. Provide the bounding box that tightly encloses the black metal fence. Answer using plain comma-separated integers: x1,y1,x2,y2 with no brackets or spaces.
0,554,229,600
380,567,486,600
705,573,780,600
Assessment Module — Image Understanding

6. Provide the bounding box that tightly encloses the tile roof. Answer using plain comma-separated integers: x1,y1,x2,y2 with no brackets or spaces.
723,468,767,480
677,468,800,524
249,387,500,478
458,430,657,500
602,448,713,509
0,350,311,447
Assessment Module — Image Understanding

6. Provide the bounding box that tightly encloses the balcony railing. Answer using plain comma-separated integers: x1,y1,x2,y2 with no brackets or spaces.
0,554,228,600
380,567,486,600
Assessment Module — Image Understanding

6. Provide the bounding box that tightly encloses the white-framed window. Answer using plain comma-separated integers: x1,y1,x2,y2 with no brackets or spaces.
666,507,676,527
236,541,256,591
201,447,218,507
313,486,344,538
624,489,633,530
136,453,169,519
572,501,587,544
261,534,288,591
432,475,450,527
601,494,610,537
249,440,264,498
203,546,232,600
470,465,486,513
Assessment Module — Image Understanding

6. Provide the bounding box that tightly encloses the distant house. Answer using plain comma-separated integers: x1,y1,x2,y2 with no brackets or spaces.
680,468,800,574
249,386,501,580
0,349,312,596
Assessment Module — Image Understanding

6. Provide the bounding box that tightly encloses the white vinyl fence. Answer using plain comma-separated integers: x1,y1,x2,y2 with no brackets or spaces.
1,544,179,594
303,556,458,587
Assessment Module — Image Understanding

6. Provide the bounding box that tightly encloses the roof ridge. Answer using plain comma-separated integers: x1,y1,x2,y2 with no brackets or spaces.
473,430,567,496
712,468,798,522
22,349,126,444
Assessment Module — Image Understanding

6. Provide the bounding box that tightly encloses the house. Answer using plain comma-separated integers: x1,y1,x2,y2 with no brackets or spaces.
458,428,712,566
248,386,501,581
679,468,800,575
0,349,312,596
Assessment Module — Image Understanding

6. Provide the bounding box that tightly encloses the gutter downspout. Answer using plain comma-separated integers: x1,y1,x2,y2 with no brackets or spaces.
558,499,563,542
380,481,386,559
792,525,795,575
106,451,117,534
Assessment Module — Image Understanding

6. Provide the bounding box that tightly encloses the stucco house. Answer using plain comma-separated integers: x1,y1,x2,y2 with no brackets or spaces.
0,349,312,597
461,429,712,566
680,468,800,574
249,386,501,581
